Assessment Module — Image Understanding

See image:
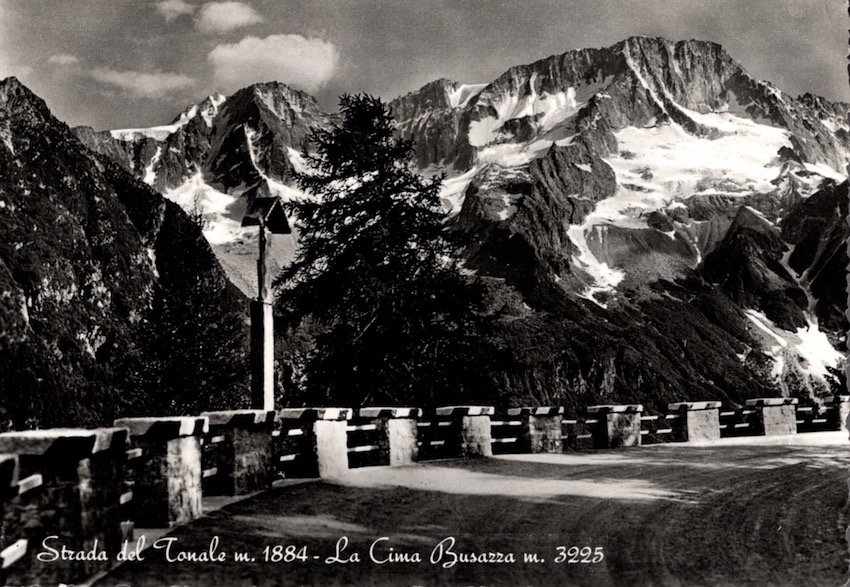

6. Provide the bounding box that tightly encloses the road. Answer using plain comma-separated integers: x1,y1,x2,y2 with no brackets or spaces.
98,432,850,586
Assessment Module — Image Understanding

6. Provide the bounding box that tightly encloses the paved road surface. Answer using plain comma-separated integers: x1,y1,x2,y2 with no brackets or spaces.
98,433,850,586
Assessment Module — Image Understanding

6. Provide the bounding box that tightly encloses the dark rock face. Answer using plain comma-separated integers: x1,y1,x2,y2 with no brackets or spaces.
484,279,776,415
0,77,250,428
528,141,618,225
781,181,849,331
454,140,618,292
700,206,808,331
205,83,326,192
390,79,469,168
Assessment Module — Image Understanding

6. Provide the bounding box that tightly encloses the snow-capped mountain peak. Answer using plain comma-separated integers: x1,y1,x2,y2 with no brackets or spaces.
71,38,850,399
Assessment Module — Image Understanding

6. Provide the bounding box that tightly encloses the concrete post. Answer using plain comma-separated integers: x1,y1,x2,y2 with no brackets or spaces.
277,408,353,478
745,398,798,436
201,410,276,496
250,300,275,410
435,406,494,458
113,417,208,528
358,407,422,466
0,428,128,584
668,401,722,442
506,407,565,453
587,405,643,448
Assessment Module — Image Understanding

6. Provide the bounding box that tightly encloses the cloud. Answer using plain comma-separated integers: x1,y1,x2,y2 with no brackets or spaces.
156,0,195,22
208,33,338,93
89,67,194,99
48,54,79,65
196,1,263,32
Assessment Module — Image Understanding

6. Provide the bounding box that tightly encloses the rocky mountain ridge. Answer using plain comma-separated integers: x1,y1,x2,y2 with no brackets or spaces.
76,82,327,297
0,76,251,428
73,36,850,408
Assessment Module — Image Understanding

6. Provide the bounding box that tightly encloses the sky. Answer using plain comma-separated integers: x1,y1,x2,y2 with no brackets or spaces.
0,0,846,130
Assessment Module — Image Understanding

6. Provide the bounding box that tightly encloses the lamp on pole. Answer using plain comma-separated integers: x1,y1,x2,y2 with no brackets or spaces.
241,196,291,410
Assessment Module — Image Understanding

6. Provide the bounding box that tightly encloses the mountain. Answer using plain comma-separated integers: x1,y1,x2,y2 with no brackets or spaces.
76,36,849,409
0,77,251,428
390,36,848,405
76,82,327,297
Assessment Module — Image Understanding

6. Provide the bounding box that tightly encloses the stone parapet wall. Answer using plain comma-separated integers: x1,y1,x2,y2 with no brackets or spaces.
427,406,494,458
745,398,799,436
501,407,565,454
0,396,833,584
0,428,128,585
347,408,422,469
668,401,722,442
277,408,353,479
587,405,643,448
113,417,208,529
201,410,276,496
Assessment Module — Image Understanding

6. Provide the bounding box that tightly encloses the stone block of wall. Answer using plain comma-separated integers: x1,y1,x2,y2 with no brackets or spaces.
833,395,850,432
668,401,722,442
201,410,276,496
587,405,643,448
277,409,352,478
435,406,494,458
506,407,565,453
114,417,207,528
745,398,798,436
358,408,421,466
0,427,127,584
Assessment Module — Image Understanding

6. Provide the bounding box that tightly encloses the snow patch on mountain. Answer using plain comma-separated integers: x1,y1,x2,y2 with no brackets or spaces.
244,127,310,204
286,147,310,174
608,116,791,200
742,205,773,225
143,146,162,185
448,83,487,109
265,176,308,203
468,74,611,148
795,321,843,378
111,126,175,142
439,167,477,216
163,172,248,245
568,223,625,306
745,309,842,380
200,94,226,126
563,113,794,301
110,94,225,141
803,162,845,183
112,112,194,142
244,126,266,177
477,138,554,168
146,247,159,278
563,111,833,301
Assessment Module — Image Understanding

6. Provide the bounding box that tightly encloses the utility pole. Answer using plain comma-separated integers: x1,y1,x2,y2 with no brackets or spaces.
242,196,290,410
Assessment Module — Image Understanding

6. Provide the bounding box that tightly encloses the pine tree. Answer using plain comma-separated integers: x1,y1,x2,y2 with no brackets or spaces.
275,94,489,407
